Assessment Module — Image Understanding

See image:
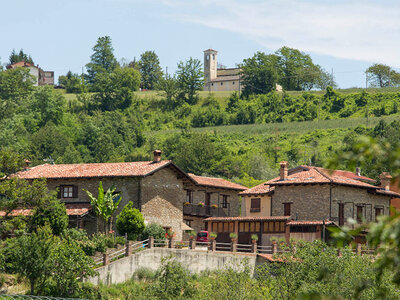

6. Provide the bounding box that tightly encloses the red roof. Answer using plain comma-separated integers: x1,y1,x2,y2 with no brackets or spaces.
266,166,400,197
14,161,177,179
188,173,246,191
0,203,91,217
239,182,274,195
288,220,336,226
331,169,376,183
204,216,290,222
7,61,35,69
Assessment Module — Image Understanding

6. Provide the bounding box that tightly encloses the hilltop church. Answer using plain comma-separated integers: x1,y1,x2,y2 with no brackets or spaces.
203,49,242,92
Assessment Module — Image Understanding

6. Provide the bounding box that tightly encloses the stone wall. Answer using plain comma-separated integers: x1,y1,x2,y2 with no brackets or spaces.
271,185,331,220
331,185,391,224
86,248,258,286
142,167,186,240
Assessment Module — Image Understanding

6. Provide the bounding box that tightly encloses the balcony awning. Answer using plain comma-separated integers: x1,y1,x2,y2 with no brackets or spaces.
181,222,194,231
0,203,92,217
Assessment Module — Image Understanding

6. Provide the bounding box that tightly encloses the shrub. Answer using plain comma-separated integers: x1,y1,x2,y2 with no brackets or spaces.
134,267,156,281
140,223,165,241
116,201,145,240
229,232,238,240
188,230,196,239
31,200,68,236
210,232,217,239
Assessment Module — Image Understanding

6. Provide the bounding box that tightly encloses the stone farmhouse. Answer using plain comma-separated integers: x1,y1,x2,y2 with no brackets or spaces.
7,61,54,86
14,151,245,240
206,161,400,245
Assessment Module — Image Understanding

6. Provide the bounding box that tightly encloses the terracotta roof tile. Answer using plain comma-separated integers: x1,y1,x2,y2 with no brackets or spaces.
204,216,290,222
188,173,246,190
239,183,274,195
0,203,92,217
14,161,174,179
288,220,336,226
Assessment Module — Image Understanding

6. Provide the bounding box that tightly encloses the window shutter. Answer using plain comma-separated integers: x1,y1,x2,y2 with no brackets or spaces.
73,185,78,198
57,186,61,198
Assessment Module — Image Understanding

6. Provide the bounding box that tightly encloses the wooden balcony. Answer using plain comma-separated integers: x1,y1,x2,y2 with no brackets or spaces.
183,203,229,218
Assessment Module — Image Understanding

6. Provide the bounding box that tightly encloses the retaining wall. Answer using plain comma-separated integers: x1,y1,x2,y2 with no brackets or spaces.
86,248,260,286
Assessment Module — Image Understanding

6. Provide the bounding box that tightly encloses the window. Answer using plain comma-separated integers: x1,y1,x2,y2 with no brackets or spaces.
221,82,223,86
223,222,229,232
113,191,121,203
232,81,235,85
212,223,217,232
375,207,383,221
284,203,291,216
185,220,192,227
62,185,74,198
356,205,363,223
218,223,223,232
212,54,215,60
250,198,261,212
211,83,214,86
186,190,193,203
263,221,285,233
338,203,344,226
222,195,229,208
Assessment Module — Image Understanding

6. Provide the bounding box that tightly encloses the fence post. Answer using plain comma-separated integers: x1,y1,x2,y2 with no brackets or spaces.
252,241,257,254
189,239,196,250
125,240,131,257
231,240,237,253
149,236,154,248
292,242,297,254
169,237,175,249
103,251,109,266
272,241,278,254
209,239,216,251
356,243,362,256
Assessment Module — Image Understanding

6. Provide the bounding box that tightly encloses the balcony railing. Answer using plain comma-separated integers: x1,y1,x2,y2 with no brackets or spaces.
183,203,229,217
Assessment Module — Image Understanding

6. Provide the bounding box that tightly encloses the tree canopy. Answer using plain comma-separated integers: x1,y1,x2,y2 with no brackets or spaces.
139,50,163,90
9,49,34,65
176,57,204,105
85,36,118,85
366,63,400,88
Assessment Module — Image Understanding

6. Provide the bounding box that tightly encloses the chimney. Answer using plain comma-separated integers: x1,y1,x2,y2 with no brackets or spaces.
153,150,162,163
24,159,31,171
379,172,392,191
280,161,289,181
355,167,361,176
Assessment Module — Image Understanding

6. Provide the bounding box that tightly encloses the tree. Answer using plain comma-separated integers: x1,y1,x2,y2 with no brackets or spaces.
0,67,35,119
92,66,140,111
241,52,279,97
84,181,122,232
85,36,118,85
9,49,34,65
31,199,68,236
176,57,204,105
157,75,181,109
275,46,324,91
366,63,400,88
116,201,145,240
12,226,56,294
58,71,82,93
47,239,96,297
140,223,166,241
139,50,163,90
31,86,66,126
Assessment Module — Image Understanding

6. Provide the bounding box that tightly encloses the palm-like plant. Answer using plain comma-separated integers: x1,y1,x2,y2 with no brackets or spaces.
84,181,122,233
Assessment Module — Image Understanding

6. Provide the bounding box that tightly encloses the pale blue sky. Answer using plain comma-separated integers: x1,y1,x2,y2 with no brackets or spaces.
1,0,399,88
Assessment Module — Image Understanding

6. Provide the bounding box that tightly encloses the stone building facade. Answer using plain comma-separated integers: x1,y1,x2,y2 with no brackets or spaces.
14,152,246,240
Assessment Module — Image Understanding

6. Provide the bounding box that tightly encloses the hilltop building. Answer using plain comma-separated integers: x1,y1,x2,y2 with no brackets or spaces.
7,61,54,86
203,49,242,92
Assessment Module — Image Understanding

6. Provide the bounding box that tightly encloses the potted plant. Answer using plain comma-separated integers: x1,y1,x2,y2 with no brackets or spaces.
188,230,196,240
210,232,217,240
251,234,259,243
229,232,238,242
197,202,205,207
165,229,175,240
183,201,190,206
211,204,218,209
270,236,278,244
